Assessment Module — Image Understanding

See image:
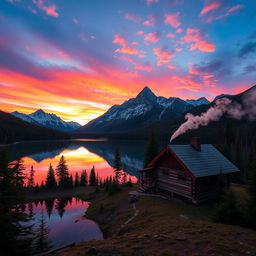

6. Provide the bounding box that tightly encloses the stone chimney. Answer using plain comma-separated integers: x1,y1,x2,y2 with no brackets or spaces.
190,137,201,152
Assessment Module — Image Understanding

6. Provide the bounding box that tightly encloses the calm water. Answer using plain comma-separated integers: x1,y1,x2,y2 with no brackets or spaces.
23,197,103,248
5,139,156,184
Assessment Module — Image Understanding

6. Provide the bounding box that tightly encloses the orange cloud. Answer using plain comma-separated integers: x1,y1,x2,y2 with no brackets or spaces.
144,31,161,43
113,34,141,55
182,28,215,52
200,1,221,16
153,48,175,66
164,12,181,28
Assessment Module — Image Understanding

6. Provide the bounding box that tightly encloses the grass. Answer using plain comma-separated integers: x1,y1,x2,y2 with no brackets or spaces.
55,185,256,256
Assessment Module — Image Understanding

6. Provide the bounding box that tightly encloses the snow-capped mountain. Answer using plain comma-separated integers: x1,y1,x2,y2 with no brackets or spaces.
11,111,40,125
77,87,210,134
186,97,210,106
11,109,81,131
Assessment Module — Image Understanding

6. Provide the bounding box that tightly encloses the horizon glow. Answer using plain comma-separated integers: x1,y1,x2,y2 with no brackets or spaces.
0,0,255,125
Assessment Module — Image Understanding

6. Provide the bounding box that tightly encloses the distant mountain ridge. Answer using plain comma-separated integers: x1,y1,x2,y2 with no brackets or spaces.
11,109,81,132
0,110,69,144
77,87,210,134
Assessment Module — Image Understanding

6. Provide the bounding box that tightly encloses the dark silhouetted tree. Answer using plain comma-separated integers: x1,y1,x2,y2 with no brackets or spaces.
80,170,88,186
45,164,57,189
113,148,122,183
89,166,96,186
34,212,52,253
144,130,159,167
28,165,35,188
45,199,55,219
56,155,69,187
0,151,33,255
74,172,80,187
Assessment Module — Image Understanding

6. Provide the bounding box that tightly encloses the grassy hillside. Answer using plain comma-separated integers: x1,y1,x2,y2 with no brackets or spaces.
57,187,256,256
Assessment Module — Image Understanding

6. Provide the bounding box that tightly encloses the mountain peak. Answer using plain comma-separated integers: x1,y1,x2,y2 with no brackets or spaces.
33,109,46,115
136,86,156,101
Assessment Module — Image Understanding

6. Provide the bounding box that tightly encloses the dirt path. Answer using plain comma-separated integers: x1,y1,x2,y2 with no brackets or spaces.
122,203,139,227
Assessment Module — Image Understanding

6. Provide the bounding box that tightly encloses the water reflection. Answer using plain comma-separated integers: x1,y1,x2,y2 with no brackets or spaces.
24,197,103,249
6,139,159,184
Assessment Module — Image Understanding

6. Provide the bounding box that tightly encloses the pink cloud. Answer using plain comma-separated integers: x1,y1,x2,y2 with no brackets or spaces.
131,41,139,46
167,33,176,39
124,13,141,22
146,0,159,7
153,48,175,66
120,56,153,72
113,34,141,55
164,12,181,28
182,28,215,52
144,31,161,43
205,4,245,22
200,1,221,16
136,30,144,36
113,35,126,45
167,64,177,69
176,28,183,33
143,15,157,26
115,47,140,55
135,63,154,72
33,0,59,17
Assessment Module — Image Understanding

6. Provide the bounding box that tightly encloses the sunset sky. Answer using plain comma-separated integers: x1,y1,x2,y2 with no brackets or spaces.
0,0,255,125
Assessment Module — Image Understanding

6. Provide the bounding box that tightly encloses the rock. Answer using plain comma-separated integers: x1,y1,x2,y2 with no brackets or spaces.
86,247,98,255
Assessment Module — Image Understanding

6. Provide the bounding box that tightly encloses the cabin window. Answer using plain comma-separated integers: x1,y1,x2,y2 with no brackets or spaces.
162,169,169,175
178,171,186,180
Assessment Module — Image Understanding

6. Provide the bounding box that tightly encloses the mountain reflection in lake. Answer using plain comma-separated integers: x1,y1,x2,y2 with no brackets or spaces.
24,197,103,248
6,139,155,184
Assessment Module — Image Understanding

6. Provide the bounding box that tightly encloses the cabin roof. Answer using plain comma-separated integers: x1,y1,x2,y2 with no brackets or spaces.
169,144,240,177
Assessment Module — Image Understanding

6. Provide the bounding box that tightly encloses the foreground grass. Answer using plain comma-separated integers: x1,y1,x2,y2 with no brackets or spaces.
56,186,256,256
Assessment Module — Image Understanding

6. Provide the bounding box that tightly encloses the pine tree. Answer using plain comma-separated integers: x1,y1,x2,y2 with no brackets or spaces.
40,181,45,190
113,148,122,183
80,170,88,186
144,130,159,167
74,172,80,187
89,166,96,186
34,212,52,253
45,164,57,189
0,151,33,255
11,158,26,188
68,174,74,188
28,165,35,188
56,155,69,187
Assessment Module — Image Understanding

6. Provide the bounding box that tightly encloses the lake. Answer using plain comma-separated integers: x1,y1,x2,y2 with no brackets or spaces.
23,197,103,250
5,139,155,185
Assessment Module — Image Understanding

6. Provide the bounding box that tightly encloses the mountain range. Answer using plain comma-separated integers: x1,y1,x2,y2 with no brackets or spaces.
77,87,210,133
11,109,81,132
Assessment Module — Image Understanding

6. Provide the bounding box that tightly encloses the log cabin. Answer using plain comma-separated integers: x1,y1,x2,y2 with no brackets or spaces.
138,137,240,204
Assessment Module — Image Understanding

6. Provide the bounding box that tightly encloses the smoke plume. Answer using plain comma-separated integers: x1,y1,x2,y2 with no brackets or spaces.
170,90,256,142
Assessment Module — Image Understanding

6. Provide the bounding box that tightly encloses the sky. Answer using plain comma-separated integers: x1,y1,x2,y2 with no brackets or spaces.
0,0,255,125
